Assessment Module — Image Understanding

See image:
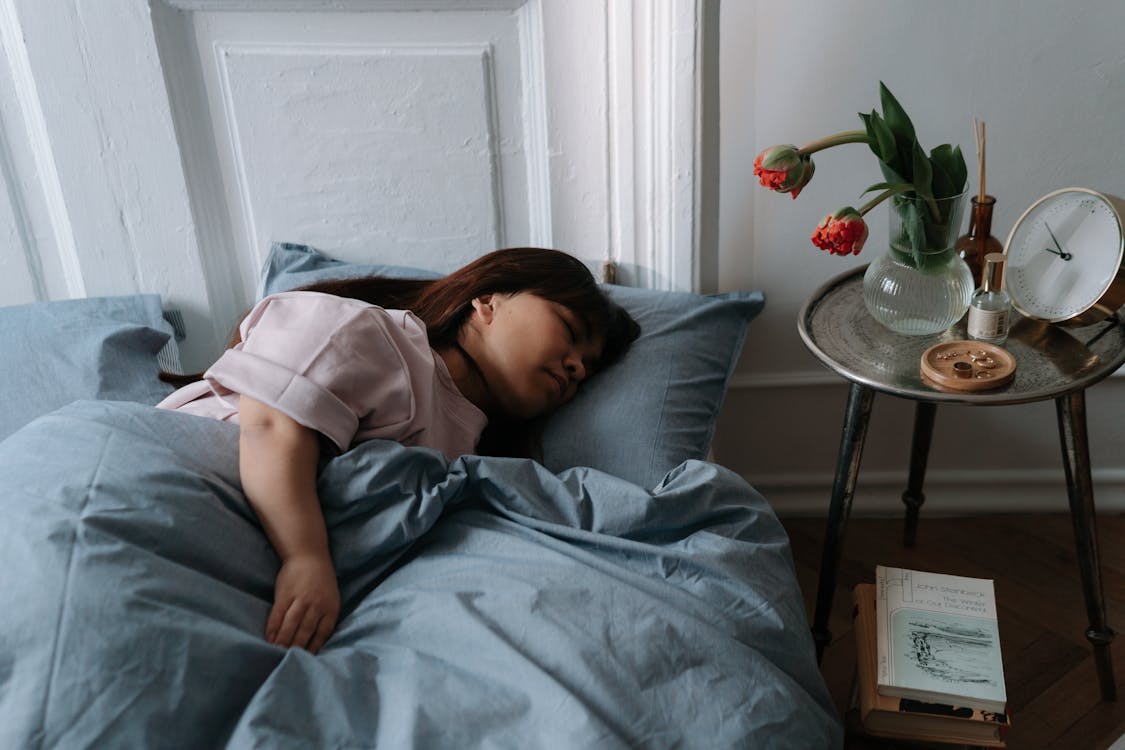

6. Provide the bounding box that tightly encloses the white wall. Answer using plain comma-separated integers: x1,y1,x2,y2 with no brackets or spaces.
713,0,1125,514
0,1,707,373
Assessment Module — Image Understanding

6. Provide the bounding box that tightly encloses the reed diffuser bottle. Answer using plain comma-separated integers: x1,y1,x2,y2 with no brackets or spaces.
956,195,1003,287
955,120,1003,286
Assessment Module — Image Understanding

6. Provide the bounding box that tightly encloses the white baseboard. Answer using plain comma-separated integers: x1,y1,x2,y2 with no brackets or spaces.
726,365,1125,391
752,467,1125,517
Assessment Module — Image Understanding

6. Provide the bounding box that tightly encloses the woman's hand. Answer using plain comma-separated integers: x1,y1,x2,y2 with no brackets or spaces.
266,552,340,654
238,395,339,654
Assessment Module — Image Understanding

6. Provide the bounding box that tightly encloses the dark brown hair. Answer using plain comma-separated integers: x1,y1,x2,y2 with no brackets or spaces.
163,248,640,457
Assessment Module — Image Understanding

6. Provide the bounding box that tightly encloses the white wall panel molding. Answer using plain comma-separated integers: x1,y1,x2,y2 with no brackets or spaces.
726,364,1125,390
0,130,34,298
158,2,553,290
0,0,83,300
150,0,245,369
605,0,635,283
516,0,551,248
0,146,41,303
149,0,555,366
727,370,843,390
0,36,44,304
4,0,196,297
163,1,525,10
754,467,1125,516
607,0,702,291
209,41,509,284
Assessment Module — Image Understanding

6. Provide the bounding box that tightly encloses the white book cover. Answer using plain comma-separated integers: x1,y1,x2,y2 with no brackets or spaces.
875,565,1007,712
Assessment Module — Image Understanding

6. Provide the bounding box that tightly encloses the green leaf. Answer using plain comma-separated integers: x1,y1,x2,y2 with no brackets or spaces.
879,82,917,144
877,84,918,181
928,145,956,200
927,143,968,197
929,143,955,171
901,199,927,268
859,112,880,160
864,110,898,166
861,181,907,195
875,118,908,180
911,141,933,202
895,140,915,183
930,162,954,202
879,161,908,185
949,144,968,194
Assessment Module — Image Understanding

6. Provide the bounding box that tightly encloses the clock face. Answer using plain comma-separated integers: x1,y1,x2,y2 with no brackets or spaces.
1004,189,1124,322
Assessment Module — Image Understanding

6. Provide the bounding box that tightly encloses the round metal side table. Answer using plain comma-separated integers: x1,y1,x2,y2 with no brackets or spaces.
798,265,1125,702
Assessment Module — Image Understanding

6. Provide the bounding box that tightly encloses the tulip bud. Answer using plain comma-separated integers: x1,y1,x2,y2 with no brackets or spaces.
811,207,869,256
753,145,815,199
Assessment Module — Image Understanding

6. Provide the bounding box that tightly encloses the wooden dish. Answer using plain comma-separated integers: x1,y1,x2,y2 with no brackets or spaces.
919,340,1016,392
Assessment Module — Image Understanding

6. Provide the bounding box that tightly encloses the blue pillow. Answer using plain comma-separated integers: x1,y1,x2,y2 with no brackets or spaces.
540,286,762,488
0,295,175,441
259,242,763,487
260,241,440,296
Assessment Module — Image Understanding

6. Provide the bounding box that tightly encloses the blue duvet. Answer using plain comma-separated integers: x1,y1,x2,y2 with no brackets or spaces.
0,401,841,748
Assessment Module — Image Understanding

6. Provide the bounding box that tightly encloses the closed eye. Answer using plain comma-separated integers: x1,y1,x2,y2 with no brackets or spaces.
559,314,577,343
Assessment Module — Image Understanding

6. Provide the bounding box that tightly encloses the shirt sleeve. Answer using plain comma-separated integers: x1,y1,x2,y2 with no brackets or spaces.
203,291,426,452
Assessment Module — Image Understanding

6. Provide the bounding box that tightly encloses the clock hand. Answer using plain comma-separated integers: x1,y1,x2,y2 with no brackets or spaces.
1044,222,1073,260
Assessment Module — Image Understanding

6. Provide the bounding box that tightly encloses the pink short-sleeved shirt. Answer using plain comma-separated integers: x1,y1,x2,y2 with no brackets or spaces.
156,291,487,460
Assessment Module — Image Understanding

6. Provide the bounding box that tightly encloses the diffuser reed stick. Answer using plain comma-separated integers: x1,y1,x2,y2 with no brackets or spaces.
973,118,986,202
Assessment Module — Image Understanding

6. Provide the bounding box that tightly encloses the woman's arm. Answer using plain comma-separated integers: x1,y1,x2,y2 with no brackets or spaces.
239,395,340,654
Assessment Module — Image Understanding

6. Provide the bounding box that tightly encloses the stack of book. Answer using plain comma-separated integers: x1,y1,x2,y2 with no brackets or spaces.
851,565,1010,747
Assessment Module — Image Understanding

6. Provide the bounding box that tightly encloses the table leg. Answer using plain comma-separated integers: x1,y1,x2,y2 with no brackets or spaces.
901,402,937,548
812,382,874,664
1056,389,1116,702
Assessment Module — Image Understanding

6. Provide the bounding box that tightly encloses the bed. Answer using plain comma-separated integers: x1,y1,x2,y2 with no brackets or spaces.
0,243,842,748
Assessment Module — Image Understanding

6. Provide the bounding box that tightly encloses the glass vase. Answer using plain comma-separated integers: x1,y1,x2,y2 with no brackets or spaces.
863,191,974,336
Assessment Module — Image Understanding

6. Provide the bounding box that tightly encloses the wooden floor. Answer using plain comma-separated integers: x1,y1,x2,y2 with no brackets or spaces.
779,513,1125,750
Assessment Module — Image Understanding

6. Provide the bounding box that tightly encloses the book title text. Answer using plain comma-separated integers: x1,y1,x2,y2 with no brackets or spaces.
913,583,988,614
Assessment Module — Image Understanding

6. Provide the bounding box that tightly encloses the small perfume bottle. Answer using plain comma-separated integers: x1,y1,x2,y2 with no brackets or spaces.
967,252,1011,343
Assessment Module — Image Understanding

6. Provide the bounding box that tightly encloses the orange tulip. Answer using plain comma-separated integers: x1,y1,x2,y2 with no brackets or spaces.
753,145,815,199
812,207,869,256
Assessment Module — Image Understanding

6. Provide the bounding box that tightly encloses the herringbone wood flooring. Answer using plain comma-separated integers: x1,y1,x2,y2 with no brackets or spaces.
779,514,1125,749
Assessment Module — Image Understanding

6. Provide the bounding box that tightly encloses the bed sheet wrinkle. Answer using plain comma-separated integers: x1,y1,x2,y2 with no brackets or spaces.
337,531,645,746
111,406,254,527
227,647,383,749
446,588,634,742
0,404,285,749
657,530,800,624
0,401,843,749
342,629,537,732
365,512,822,746
38,418,113,749
315,439,465,612
448,501,771,648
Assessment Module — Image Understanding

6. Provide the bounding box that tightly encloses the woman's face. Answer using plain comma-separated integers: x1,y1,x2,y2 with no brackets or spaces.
467,292,604,419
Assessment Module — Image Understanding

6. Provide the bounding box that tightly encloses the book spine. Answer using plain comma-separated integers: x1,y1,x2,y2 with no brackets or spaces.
853,586,878,721
875,565,891,685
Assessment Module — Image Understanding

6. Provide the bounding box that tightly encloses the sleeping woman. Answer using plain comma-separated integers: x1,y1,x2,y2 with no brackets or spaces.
156,247,639,655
